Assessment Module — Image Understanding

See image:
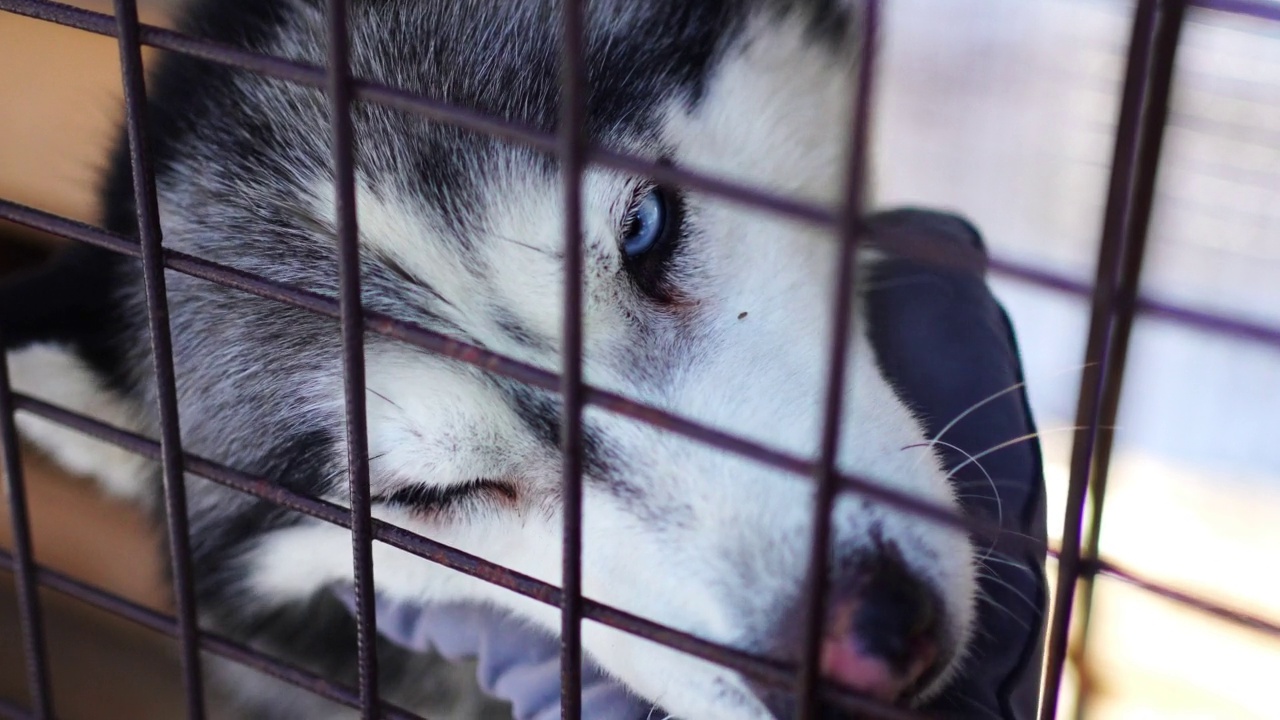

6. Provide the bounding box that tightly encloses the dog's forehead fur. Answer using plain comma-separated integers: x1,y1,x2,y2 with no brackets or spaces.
134,0,870,481
7,2,977,718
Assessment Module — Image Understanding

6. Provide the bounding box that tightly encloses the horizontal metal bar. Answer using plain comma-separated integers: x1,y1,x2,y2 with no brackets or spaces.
8,195,1277,361
13,389,1279,714
989,258,1280,348
0,198,1043,560
5,196,1271,563
1083,557,1280,637
7,394,918,717
0,548,428,720
0,0,836,228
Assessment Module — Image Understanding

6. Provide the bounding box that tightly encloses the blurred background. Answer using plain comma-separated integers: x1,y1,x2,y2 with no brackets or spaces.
1,0,1278,718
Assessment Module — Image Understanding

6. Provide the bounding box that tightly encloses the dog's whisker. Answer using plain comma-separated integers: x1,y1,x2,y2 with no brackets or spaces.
951,477,1037,491
974,569,1040,612
946,425,1117,477
978,554,1038,577
909,437,1003,531
366,386,404,412
973,587,1032,631
491,233,561,258
930,361,1096,446
930,381,1028,447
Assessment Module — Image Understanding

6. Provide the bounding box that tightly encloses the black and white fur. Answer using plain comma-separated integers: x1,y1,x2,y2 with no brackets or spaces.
2,1,978,718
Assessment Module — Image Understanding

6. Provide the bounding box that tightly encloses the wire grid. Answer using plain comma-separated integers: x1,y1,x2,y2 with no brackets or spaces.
0,0,1277,719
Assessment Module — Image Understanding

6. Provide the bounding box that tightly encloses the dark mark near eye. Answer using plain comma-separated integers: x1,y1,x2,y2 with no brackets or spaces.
373,479,518,516
375,253,458,310
493,308,550,351
738,311,748,320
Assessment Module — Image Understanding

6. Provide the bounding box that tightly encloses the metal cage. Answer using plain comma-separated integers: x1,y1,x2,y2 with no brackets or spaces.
1,0,1278,718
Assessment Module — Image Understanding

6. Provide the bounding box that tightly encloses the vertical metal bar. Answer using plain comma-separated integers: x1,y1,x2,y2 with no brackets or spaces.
325,0,380,716
795,2,880,717
0,327,54,718
1070,3,1186,718
110,1,206,715
1040,1,1185,717
557,0,587,716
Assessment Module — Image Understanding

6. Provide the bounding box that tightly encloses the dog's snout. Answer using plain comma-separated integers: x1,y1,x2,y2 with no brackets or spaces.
820,550,942,703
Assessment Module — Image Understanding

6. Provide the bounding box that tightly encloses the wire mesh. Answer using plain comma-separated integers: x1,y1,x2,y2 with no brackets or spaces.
0,0,1278,719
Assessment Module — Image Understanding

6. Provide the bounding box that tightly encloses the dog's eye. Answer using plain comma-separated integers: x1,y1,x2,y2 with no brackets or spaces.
621,187,669,258
619,186,682,301
373,479,517,516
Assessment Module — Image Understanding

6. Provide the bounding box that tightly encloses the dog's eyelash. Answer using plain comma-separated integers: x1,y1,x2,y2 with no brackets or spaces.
373,479,518,514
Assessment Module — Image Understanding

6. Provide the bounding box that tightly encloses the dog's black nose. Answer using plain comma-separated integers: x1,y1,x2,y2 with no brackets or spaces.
819,549,942,704
754,548,948,719
848,552,938,673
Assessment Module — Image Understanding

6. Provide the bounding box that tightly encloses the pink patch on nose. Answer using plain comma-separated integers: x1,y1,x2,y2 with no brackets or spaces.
820,636,902,702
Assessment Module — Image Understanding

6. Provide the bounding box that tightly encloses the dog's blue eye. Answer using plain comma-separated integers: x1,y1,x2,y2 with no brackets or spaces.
622,188,667,257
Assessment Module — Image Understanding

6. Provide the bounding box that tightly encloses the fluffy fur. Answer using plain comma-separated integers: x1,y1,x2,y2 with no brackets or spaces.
2,1,976,718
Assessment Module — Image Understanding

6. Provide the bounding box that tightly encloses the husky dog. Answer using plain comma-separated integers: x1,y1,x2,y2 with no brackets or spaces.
2,0,979,718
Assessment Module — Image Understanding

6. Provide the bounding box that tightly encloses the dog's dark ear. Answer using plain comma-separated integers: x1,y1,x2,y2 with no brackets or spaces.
0,240,124,351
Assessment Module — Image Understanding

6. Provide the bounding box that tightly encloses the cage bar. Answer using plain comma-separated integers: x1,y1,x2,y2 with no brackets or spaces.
109,0,206,715
1040,0,1188,718
795,1,882,718
323,0,381,716
557,0,589,716
1069,2,1188,718
0,329,52,718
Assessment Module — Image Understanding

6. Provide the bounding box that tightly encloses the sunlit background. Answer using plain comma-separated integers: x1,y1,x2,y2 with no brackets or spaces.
1,0,1278,718
877,1,1280,717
